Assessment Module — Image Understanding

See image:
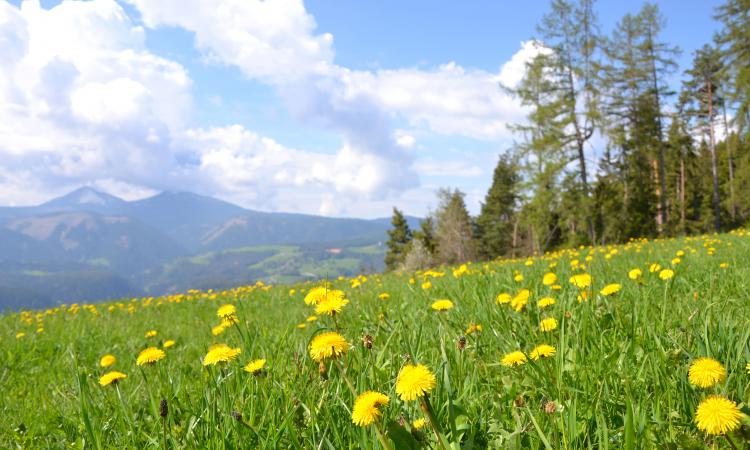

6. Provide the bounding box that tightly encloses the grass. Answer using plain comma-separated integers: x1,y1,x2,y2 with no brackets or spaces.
2,231,750,448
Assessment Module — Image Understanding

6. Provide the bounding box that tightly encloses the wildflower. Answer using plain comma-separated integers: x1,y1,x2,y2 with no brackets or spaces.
306,315,318,322
688,358,726,388
530,344,556,360
351,391,390,426
694,396,742,435
421,281,432,290
203,344,242,366
672,257,681,265
99,371,127,386
315,293,349,316
243,359,267,375
136,347,166,366
212,323,227,336
659,269,675,280
217,304,236,319
412,418,427,430
378,293,390,300
542,273,557,286
304,286,328,305
496,293,511,304
569,274,592,289
163,340,175,348
309,331,348,362
501,351,527,367
465,323,482,334
600,283,622,296
431,299,454,311
396,364,436,401
719,262,729,269
145,330,157,338
511,289,530,312
540,317,558,332
746,361,750,374
537,297,556,308
99,354,116,367
628,268,642,280
649,263,661,273
577,291,589,303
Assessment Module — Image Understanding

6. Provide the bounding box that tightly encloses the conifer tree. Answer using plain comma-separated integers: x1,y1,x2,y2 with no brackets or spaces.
476,155,520,259
434,189,476,265
384,208,412,271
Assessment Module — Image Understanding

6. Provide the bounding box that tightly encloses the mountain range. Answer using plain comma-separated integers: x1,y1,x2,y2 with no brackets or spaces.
0,188,420,310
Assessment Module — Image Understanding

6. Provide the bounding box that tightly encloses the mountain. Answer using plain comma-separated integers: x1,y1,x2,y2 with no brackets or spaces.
0,188,421,310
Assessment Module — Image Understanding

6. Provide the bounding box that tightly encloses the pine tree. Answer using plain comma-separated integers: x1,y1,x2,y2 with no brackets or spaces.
476,155,520,259
384,208,412,271
434,188,476,265
715,0,750,134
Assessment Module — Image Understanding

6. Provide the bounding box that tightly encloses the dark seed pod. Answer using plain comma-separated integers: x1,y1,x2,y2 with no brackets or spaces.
231,411,243,422
543,401,557,414
457,335,467,351
514,396,525,408
318,361,328,380
362,334,373,350
159,398,168,418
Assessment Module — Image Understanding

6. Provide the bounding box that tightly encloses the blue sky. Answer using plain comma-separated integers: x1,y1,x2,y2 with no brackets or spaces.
0,0,724,217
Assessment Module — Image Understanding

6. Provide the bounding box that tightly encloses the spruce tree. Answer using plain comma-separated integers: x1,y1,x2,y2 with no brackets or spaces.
434,189,476,265
476,155,519,259
384,208,412,271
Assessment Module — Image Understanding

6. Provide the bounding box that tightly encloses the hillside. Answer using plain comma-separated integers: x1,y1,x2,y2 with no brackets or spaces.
2,231,748,448
0,188,419,310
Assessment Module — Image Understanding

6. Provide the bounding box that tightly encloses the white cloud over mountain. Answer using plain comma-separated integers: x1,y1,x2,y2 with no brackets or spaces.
0,0,540,216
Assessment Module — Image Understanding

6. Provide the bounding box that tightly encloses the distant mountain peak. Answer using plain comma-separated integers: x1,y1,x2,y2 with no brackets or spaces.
43,187,125,208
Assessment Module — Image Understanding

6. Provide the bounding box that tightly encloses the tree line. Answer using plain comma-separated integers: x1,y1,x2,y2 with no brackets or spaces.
386,0,750,271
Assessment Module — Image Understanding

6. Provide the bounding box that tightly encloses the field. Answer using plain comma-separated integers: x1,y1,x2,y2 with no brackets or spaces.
2,231,750,449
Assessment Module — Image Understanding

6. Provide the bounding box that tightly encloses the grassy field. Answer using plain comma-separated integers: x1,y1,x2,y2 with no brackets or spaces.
2,230,750,449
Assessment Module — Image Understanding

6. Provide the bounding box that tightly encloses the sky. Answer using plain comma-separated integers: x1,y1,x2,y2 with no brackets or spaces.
0,0,724,218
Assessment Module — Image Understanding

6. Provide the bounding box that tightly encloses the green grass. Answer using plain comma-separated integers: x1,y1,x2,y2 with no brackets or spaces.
2,231,750,448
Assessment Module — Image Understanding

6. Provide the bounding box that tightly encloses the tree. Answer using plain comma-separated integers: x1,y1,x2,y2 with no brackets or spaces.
683,44,725,231
434,189,476,265
384,208,412,271
476,155,520,259
715,0,750,134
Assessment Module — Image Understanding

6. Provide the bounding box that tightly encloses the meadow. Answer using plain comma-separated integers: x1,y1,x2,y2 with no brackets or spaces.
2,230,750,449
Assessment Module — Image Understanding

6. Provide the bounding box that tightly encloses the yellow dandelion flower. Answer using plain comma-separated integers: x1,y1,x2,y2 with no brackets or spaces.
351,391,390,426
542,272,557,286
746,361,750,374
378,293,390,300
537,297,555,308
511,289,530,312
99,354,116,367
551,284,562,290
304,286,329,305
163,340,175,348
628,268,642,280
203,344,242,366
496,293,511,304
514,273,524,282
720,262,729,269
315,295,349,316
600,283,622,296
217,304,236,319
501,351,527,367
136,347,166,366
672,257,681,265
569,274,592,289
145,330,157,338
695,396,742,435
577,291,589,303
540,317,558,332
212,323,227,335
296,323,306,329
530,344,556,360
243,359,267,375
15,332,25,339
465,323,482,334
395,364,436,401
431,299,454,311
99,371,127,386
421,281,432,290
412,418,427,430
688,358,726,388
309,331,348,362
649,263,662,273
659,269,675,280
306,315,318,322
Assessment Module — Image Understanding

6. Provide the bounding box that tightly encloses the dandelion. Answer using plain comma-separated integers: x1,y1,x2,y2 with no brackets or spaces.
351,391,390,426
511,289,530,312
203,344,242,366
99,371,127,387
649,263,661,273
421,281,432,290
163,340,175,348
217,304,236,319
540,317,558,332
309,331,348,362
15,332,25,339
659,269,675,280
315,294,349,316
100,354,117,367
501,351,527,367
569,274,592,289
694,396,742,435
412,418,427,430
746,361,750,374
243,359,267,375
465,323,482,334
378,293,390,300
537,297,556,308
600,283,622,296
496,293,511,304
431,299,454,311
396,364,436,401
145,330,157,338
514,273,524,282
136,347,166,366
304,286,329,305
688,358,726,388
542,272,557,286
530,344,556,360
212,323,227,336
305,315,318,322
720,262,729,269
628,268,642,280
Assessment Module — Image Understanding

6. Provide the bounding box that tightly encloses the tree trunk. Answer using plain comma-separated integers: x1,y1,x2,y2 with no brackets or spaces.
647,30,669,230
707,80,722,232
722,101,736,221
679,154,686,232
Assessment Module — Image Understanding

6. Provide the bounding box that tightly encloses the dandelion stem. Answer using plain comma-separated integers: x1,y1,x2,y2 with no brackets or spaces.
724,434,739,450
374,421,394,450
419,395,448,450
334,358,357,397
115,384,136,446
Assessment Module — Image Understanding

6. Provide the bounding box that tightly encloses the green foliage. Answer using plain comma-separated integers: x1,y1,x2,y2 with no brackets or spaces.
476,155,520,260
385,208,413,271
